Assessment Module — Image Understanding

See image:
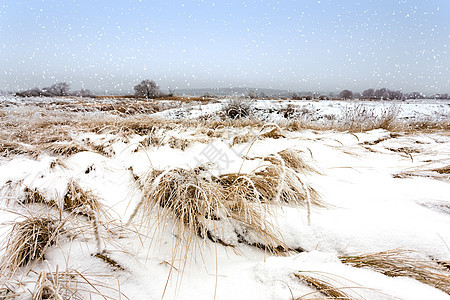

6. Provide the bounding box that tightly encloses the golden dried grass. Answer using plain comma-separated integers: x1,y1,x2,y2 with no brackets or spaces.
31,268,129,300
394,165,450,182
63,180,110,253
23,187,56,207
167,136,191,151
218,165,321,207
0,215,64,277
63,180,104,219
129,167,287,256
339,249,450,295
277,149,320,175
139,129,165,148
294,272,353,299
129,151,322,257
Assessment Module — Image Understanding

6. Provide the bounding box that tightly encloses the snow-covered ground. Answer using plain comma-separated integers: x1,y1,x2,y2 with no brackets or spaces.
0,96,449,299
153,98,450,122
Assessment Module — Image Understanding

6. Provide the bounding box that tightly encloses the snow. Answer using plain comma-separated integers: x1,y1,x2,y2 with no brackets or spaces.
0,96,449,299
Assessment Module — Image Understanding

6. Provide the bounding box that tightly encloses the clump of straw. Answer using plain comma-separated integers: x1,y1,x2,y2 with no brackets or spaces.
218,164,322,207
63,180,107,253
294,272,353,299
277,149,319,174
31,268,128,299
339,249,450,294
40,141,88,157
63,180,103,218
0,216,64,276
129,167,287,255
23,187,56,207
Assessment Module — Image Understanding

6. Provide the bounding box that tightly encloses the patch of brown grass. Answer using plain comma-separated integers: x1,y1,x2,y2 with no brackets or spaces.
63,180,104,218
339,249,450,294
129,167,287,257
394,165,450,182
0,215,64,277
31,268,129,299
129,152,322,259
167,136,191,151
139,129,165,148
63,180,109,253
294,272,353,299
230,132,258,146
40,141,88,157
278,149,320,174
260,126,286,139
218,165,322,207
23,187,56,207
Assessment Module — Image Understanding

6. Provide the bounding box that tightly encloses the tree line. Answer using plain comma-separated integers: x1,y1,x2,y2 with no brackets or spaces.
14,79,170,99
11,80,448,100
338,88,448,100
15,82,95,98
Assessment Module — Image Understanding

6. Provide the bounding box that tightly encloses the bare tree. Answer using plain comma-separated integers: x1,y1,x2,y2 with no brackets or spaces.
247,90,258,99
72,89,95,98
339,89,353,99
362,88,374,98
387,90,403,100
288,92,302,100
134,80,161,99
43,82,71,96
408,92,423,99
374,88,387,99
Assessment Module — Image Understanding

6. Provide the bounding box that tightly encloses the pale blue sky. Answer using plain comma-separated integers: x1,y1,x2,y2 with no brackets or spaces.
0,0,448,94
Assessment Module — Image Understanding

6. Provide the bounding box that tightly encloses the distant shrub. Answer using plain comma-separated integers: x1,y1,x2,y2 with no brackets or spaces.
15,88,46,97
280,104,297,118
72,89,95,98
222,99,253,119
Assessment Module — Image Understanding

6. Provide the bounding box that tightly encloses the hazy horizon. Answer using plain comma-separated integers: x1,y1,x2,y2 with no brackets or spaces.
1,0,449,94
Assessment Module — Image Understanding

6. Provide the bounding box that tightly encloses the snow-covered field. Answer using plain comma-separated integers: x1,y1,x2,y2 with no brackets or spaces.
0,96,449,299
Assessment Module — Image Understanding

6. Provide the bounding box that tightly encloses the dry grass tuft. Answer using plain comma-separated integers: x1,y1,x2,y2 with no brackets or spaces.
218,165,322,207
260,126,286,139
433,165,450,174
231,131,258,146
63,180,108,253
0,216,64,277
130,154,322,258
31,268,129,299
63,180,104,218
222,99,253,119
49,158,68,170
40,141,88,157
23,187,56,207
130,167,288,256
167,136,191,151
2,182,58,208
341,104,402,132
137,168,227,240
139,128,165,148
294,272,353,299
339,249,450,294
278,149,320,174
0,140,30,157
394,165,450,182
